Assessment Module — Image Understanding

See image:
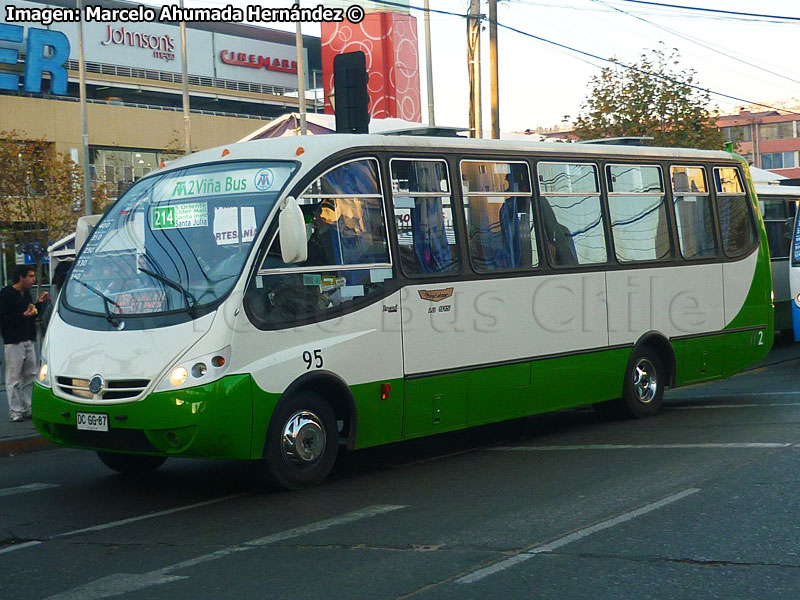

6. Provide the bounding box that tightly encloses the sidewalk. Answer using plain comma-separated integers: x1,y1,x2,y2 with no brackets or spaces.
0,388,53,457
2,337,799,457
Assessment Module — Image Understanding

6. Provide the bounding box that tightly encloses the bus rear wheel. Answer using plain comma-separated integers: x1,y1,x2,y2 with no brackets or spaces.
595,345,665,419
96,451,167,473
264,391,338,490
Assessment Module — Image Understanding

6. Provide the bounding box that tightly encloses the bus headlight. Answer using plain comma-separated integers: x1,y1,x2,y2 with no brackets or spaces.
156,346,232,392
38,362,50,387
169,367,188,387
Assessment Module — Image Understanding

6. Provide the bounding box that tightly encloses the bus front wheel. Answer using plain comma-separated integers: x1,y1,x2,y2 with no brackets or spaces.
96,451,167,473
264,391,338,490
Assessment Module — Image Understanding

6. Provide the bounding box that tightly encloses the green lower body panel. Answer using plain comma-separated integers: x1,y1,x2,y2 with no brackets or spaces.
723,328,772,378
32,374,254,459
33,329,772,460
401,347,631,440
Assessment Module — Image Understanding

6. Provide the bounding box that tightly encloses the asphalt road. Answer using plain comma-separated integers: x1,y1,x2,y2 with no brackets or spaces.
1,348,799,600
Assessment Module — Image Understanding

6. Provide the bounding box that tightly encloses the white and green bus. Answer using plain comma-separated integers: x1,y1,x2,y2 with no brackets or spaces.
33,135,773,488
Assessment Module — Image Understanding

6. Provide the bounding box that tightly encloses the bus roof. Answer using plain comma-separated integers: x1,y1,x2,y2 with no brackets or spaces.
755,183,800,197
157,134,736,178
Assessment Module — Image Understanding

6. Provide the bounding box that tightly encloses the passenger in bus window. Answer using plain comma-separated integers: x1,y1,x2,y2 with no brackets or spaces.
306,199,342,267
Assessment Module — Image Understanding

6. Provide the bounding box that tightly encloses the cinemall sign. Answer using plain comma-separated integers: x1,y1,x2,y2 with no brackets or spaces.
220,49,297,74
0,23,69,94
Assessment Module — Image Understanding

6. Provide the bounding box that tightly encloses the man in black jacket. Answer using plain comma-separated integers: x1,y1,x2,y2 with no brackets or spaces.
0,266,49,422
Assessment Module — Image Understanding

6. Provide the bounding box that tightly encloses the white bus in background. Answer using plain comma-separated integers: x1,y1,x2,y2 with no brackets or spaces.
47,215,102,281
751,167,800,335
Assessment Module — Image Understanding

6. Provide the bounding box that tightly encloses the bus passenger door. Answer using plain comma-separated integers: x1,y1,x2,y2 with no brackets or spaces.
390,158,470,438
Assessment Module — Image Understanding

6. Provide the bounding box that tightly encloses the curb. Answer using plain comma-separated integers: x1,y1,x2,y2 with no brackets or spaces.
0,436,54,457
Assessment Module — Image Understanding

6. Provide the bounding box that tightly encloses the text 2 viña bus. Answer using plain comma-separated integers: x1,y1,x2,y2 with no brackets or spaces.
32,135,773,488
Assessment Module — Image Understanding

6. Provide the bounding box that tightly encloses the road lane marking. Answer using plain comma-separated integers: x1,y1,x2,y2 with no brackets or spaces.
673,391,800,396
669,401,800,409
54,493,248,538
0,493,248,556
491,443,793,451
0,483,59,497
0,541,42,555
457,489,700,584
45,504,408,600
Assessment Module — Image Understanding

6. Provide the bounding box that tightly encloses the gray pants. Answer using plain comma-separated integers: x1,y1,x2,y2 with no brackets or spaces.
5,341,37,418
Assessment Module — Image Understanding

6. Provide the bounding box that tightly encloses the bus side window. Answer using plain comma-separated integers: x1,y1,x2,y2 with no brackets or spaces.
606,164,672,263
460,160,538,272
714,167,758,258
760,199,794,259
537,161,606,266
390,159,460,276
246,158,393,328
671,166,717,259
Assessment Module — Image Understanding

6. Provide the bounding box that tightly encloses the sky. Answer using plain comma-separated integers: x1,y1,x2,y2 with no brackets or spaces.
142,0,800,133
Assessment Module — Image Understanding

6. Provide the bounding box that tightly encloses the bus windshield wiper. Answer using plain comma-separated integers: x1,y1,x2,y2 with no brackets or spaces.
75,279,123,326
138,266,198,316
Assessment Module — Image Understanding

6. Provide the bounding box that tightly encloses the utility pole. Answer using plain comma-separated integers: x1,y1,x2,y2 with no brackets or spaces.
424,0,435,126
467,0,482,138
296,15,307,135
77,0,91,214
489,0,499,139
179,0,191,154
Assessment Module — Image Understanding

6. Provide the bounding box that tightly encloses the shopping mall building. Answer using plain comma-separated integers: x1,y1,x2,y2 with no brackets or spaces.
1,0,323,198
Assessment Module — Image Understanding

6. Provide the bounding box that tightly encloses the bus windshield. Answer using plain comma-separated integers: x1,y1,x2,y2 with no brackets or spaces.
64,160,296,317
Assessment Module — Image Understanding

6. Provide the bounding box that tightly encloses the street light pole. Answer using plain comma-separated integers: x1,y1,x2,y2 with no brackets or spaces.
179,0,191,154
424,0,435,126
77,0,91,214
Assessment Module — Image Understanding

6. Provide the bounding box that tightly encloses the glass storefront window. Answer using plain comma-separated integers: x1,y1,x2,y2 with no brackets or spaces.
90,147,167,199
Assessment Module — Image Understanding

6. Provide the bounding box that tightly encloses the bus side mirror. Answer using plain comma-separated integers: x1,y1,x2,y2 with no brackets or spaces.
278,196,308,264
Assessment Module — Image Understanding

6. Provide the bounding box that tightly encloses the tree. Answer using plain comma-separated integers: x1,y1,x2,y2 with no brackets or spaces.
0,130,107,291
573,46,724,150
160,129,185,166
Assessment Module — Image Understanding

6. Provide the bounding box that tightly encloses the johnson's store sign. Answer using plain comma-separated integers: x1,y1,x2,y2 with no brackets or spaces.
100,25,176,62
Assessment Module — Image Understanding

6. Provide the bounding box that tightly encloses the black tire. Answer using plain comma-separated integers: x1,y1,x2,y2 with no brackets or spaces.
594,345,665,419
97,451,167,473
264,391,338,490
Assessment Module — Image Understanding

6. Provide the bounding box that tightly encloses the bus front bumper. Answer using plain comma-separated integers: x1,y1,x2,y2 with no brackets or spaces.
31,374,254,459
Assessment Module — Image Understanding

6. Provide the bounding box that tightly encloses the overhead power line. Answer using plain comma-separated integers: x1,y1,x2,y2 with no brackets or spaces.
591,0,800,86
612,0,800,22
367,0,800,116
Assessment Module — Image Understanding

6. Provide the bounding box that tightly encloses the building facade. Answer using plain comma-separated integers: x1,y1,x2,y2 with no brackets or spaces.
717,109,800,179
1,0,322,200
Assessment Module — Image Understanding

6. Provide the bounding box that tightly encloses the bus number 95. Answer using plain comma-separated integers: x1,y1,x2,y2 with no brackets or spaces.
303,349,323,369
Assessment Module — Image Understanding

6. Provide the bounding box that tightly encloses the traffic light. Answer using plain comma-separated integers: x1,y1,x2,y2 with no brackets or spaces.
333,51,370,134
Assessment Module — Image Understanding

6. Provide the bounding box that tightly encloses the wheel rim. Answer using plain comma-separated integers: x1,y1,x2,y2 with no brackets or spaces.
633,358,658,403
281,410,326,466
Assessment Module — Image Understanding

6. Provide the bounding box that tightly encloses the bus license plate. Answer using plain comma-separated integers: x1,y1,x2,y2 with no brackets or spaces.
76,412,109,432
